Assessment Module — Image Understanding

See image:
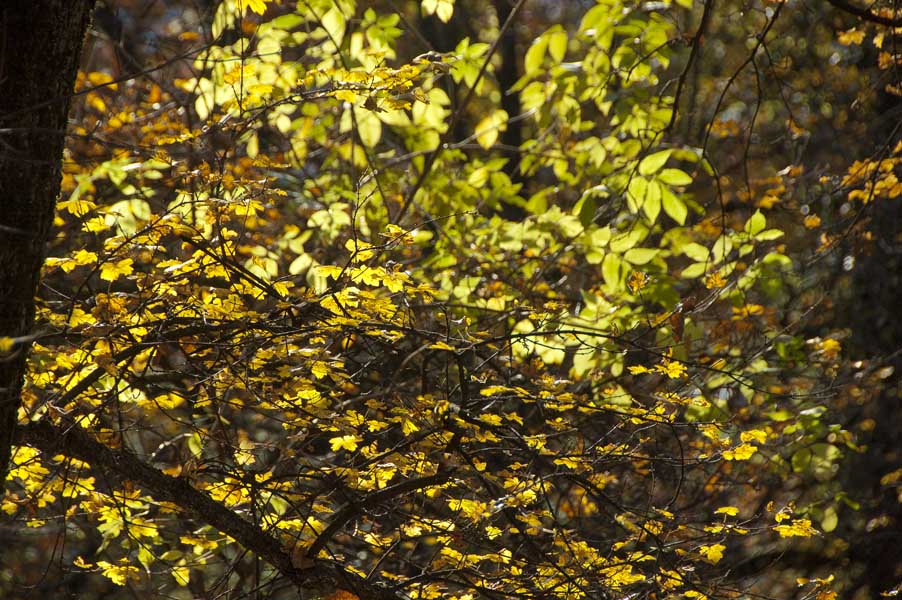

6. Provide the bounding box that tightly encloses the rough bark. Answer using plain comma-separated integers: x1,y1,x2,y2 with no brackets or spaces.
0,0,97,478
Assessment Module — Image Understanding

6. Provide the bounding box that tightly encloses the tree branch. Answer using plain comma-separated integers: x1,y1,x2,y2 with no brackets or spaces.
306,470,453,559
826,0,902,26
15,419,403,600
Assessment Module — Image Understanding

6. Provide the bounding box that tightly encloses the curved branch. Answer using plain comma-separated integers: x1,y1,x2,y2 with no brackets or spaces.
306,470,453,559
826,0,902,26
15,419,402,600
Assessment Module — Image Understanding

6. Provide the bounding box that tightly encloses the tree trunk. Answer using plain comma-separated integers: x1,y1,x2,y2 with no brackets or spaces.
0,0,96,478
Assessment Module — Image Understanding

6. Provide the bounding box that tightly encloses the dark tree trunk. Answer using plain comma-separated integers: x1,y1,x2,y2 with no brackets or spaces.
494,0,527,221
0,0,96,478
494,0,522,161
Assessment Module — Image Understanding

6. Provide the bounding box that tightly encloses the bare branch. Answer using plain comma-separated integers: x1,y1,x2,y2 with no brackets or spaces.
825,0,902,26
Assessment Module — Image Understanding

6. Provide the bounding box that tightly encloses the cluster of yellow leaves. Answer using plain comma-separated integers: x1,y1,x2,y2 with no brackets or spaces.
11,0,843,596
74,557,140,586
811,337,842,361
316,264,412,293
841,145,902,202
722,429,767,461
774,518,819,538
628,352,687,379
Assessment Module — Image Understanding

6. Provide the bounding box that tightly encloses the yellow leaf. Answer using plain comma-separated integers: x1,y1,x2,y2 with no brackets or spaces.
723,443,757,461
381,224,415,245
656,358,687,379
172,563,190,586
314,265,344,280
153,393,185,410
429,341,456,351
100,258,134,282
0,337,14,352
311,360,330,379
485,525,502,539
330,435,361,452
345,238,375,262
699,543,725,564
740,429,767,444
715,506,739,516
241,0,269,15
704,272,726,289
58,198,96,216
447,498,490,522
73,249,98,265
81,216,109,232
816,338,841,360
774,518,818,538
837,28,865,45
628,270,649,293
474,109,508,149
804,215,822,229
97,559,140,586
333,89,357,103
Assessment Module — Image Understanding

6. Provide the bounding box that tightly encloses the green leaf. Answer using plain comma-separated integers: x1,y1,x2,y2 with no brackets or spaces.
580,4,611,32
548,28,568,63
270,14,304,29
711,237,733,263
356,108,382,148
624,248,659,265
525,35,549,75
638,150,673,176
475,109,508,149
602,252,622,289
681,262,707,278
819,505,838,533
321,8,346,46
610,228,644,253
754,228,784,241
575,195,597,227
683,243,710,262
641,180,662,223
661,187,687,225
468,166,489,187
435,0,455,22
626,177,648,214
744,209,766,236
658,168,692,186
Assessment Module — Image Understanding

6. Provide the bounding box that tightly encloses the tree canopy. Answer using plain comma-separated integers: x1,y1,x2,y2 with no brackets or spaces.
1,0,900,599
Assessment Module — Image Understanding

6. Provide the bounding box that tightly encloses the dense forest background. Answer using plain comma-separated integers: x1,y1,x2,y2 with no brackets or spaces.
1,0,900,599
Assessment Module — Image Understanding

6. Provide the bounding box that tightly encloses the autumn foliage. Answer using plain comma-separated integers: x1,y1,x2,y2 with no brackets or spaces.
2,0,901,599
